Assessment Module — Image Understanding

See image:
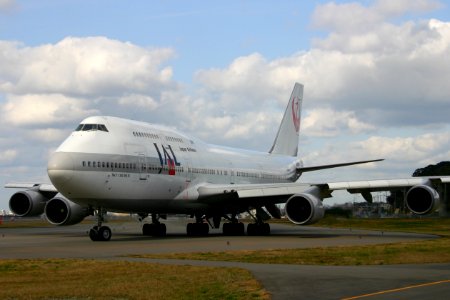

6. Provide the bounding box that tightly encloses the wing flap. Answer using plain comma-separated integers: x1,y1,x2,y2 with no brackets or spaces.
197,183,312,203
325,178,428,191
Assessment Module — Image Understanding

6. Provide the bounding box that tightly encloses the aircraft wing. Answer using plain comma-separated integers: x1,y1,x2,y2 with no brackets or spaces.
4,183,58,193
199,176,450,201
197,176,450,220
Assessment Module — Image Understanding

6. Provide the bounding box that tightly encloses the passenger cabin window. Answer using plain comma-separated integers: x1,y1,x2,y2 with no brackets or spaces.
75,123,109,132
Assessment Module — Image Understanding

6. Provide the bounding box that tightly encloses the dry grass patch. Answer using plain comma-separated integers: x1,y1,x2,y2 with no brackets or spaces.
0,259,269,300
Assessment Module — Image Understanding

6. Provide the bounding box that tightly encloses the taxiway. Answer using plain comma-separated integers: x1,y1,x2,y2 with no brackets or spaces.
1,219,448,299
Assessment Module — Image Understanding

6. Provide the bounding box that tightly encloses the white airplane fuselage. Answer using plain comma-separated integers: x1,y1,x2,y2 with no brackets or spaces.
48,116,302,214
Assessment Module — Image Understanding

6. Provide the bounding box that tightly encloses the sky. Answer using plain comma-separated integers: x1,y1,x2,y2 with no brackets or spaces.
1,0,450,210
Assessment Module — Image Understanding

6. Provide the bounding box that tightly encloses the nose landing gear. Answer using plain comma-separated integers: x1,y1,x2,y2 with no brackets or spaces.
89,208,112,241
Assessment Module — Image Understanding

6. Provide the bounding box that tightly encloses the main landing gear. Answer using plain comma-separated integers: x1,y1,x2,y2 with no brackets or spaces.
247,209,271,236
142,214,167,237
222,214,245,236
247,222,270,236
186,214,209,236
89,208,112,241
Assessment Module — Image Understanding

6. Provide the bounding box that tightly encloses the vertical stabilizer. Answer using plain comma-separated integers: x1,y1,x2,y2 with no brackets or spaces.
269,83,303,156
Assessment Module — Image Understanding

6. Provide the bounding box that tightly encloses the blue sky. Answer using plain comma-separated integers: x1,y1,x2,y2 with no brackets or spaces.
1,0,450,209
2,1,316,80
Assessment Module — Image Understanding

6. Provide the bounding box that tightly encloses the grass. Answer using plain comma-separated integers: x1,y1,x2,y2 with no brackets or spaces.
308,215,450,237
0,216,131,228
0,259,269,300
0,217,53,228
133,217,450,266
133,238,450,266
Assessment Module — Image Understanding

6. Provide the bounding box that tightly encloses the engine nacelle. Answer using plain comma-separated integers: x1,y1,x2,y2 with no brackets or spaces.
405,185,440,215
9,190,47,217
285,188,325,225
44,195,90,226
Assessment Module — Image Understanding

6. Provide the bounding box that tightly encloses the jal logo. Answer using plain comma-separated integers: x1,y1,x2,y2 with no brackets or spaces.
153,143,181,176
291,96,300,133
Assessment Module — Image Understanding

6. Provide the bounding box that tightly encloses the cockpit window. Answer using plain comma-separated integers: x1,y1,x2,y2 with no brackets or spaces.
98,124,109,132
75,124,109,132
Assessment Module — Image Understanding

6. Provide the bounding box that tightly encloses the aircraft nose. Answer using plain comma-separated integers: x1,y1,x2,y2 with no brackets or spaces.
47,152,74,187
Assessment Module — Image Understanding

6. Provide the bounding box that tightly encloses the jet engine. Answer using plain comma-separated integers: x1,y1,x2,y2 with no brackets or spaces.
405,185,440,215
9,190,47,217
45,195,90,226
285,187,325,225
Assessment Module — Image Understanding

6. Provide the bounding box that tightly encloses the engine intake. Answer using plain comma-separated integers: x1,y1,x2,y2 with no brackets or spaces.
285,187,325,225
45,196,90,226
405,185,439,215
9,190,47,217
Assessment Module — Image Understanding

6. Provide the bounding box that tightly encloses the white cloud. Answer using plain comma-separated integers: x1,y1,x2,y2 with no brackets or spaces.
302,108,376,137
26,128,70,143
356,132,450,163
1,93,98,126
0,149,17,163
194,17,450,130
118,94,159,111
374,0,442,17
311,0,442,34
0,37,175,97
301,130,450,178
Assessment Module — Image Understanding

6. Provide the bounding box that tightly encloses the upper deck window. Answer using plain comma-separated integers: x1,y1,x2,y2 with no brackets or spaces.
75,124,109,132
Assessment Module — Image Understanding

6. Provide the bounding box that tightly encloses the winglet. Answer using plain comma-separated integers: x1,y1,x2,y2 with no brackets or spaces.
269,83,303,157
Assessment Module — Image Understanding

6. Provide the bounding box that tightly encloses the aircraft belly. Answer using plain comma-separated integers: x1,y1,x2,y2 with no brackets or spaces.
63,171,201,213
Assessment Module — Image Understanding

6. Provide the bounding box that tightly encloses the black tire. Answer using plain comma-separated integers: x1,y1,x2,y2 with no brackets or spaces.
201,223,209,236
237,222,245,236
263,223,271,235
89,228,99,241
187,223,194,236
223,222,230,235
98,226,112,241
156,223,167,237
247,223,256,236
142,223,151,236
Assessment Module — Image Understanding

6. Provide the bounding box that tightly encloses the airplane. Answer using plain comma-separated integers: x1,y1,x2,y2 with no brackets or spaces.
5,83,448,241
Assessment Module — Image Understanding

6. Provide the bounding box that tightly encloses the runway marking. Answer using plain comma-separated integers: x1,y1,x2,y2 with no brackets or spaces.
342,279,450,300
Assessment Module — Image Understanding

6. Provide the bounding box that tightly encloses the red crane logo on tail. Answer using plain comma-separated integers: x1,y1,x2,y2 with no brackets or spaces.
291,96,300,133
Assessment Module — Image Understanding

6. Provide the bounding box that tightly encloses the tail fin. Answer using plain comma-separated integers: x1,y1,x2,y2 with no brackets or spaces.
269,83,303,157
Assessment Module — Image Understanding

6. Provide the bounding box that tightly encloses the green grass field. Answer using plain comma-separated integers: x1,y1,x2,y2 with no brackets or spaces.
133,217,450,266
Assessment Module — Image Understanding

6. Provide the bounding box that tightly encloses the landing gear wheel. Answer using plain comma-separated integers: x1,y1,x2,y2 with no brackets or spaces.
98,226,112,241
223,222,245,236
143,223,167,237
247,223,270,236
89,228,99,241
153,223,166,237
89,208,112,241
142,223,151,236
186,222,209,236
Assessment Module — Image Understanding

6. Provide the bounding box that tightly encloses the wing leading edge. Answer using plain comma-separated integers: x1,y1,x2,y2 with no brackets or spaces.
297,159,384,174
197,176,450,223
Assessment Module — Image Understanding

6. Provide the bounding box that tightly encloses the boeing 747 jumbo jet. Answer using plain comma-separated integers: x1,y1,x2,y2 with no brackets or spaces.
5,83,449,241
